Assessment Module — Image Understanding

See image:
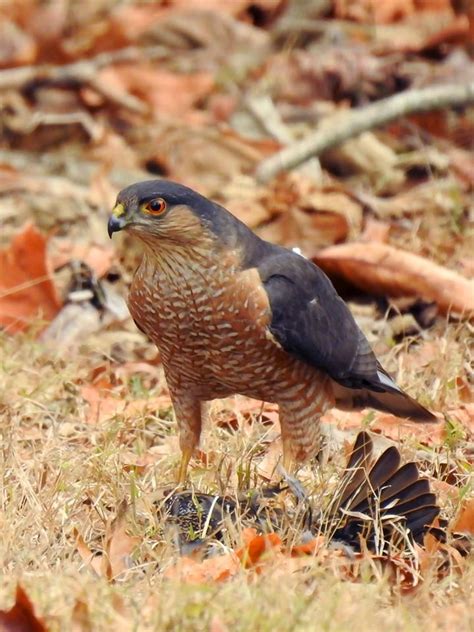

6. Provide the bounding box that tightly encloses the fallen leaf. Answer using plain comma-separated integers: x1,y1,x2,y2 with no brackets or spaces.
105,501,140,580
359,218,391,243
448,404,474,433
146,125,278,192
374,11,469,53
0,223,62,333
165,528,283,583
215,398,279,431
97,65,214,120
109,0,267,45
383,554,425,593
74,502,139,581
108,5,165,42
445,146,474,187
291,536,326,557
0,20,37,67
433,602,474,629
120,450,161,473
269,47,403,105
257,437,283,480
314,242,474,316
453,499,474,536
0,168,90,200
222,177,271,228
80,385,126,424
258,206,349,250
163,553,240,584
113,362,161,382
358,179,465,219
334,0,453,24
325,132,404,194
209,614,229,632
74,530,103,577
258,183,362,251
71,599,92,632
80,385,171,425
24,2,68,60
0,585,47,632
237,529,282,568
153,0,283,22
399,339,440,371
322,409,446,445
113,3,271,72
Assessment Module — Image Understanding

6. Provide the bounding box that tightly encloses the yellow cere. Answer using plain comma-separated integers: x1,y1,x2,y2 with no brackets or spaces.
112,203,126,218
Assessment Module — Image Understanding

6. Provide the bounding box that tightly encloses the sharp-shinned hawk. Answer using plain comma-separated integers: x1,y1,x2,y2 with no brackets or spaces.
108,180,435,483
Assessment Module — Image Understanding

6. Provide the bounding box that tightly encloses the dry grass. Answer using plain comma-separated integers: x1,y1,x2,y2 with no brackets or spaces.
0,0,472,628
0,313,472,631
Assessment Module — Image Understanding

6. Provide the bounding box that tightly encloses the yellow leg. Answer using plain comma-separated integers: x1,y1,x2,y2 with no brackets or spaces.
282,439,294,474
178,447,193,486
172,396,202,486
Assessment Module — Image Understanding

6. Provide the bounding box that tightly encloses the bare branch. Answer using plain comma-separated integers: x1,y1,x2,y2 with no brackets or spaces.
256,81,474,183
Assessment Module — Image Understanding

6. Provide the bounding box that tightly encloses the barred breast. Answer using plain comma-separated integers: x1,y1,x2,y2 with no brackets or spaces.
127,248,325,404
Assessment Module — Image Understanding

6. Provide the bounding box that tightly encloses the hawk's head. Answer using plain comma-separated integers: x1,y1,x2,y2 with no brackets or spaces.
108,180,222,246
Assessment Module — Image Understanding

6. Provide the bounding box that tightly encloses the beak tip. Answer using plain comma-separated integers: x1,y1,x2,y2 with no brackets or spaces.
107,215,124,238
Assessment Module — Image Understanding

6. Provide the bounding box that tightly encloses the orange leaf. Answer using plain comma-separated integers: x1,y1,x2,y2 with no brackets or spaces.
237,530,282,568
97,65,214,119
314,242,474,317
163,553,240,584
0,584,48,632
80,385,171,425
241,527,259,546
291,536,326,557
80,385,127,425
0,223,61,333
453,499,474,536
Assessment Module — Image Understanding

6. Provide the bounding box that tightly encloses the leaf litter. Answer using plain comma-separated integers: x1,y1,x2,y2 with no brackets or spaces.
0,0,473,629
0,585,47,632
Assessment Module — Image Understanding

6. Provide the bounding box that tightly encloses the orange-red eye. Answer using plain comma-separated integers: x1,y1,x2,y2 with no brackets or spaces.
143,198,166,215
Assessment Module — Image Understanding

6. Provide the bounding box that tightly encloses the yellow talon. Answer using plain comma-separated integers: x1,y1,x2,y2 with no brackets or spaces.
178,448,193,485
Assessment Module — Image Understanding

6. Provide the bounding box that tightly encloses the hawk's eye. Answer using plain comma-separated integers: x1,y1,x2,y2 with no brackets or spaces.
143,198,167,215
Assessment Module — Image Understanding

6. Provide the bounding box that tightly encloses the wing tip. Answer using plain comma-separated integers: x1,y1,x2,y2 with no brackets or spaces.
370,369,438,422
369,388,439,422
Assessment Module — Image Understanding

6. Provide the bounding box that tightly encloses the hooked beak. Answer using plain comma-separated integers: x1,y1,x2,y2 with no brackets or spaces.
108,203,127,238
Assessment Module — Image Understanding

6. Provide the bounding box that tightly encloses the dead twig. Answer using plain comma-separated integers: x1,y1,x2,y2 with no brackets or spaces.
15,111,102,140
0,45,168,112
256,81,474,182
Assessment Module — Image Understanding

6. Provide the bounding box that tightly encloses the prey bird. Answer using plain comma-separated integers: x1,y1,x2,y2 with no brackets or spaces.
162,431,441,553
108,180,436,483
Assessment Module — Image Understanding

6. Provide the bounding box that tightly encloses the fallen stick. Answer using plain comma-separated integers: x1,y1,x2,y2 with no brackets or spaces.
256,81,474,182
